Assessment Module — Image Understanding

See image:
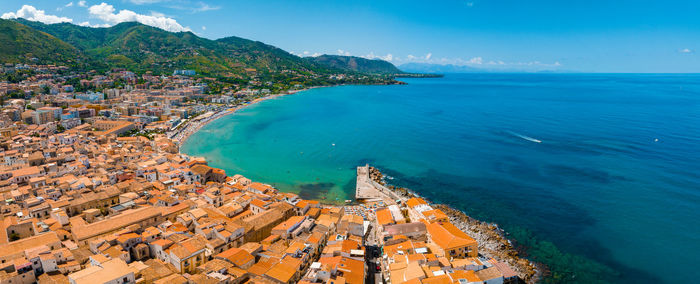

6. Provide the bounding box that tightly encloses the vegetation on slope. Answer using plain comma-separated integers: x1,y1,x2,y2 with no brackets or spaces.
0,19,81,65
307,54,402,74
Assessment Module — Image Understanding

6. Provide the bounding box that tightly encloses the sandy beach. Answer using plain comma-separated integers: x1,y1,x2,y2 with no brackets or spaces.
171,92,294,147
172,85,343,148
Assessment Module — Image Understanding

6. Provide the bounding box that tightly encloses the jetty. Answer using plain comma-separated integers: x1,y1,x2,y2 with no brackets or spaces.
355,164,403,203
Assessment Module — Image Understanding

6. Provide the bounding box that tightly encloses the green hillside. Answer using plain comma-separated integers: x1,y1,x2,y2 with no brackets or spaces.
0,19,81,64
9,19,402,78
307,55,402,74
17,19,309,75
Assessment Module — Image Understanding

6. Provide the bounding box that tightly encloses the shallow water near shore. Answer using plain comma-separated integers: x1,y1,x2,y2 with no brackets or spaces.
182,73,700,283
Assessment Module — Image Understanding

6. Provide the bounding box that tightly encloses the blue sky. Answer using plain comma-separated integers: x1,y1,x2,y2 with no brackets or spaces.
2,0,699,72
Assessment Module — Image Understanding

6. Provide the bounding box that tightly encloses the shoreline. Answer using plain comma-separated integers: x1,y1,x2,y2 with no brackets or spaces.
173,90,298,148
174,82,541,282
174,84,350,149
172,93,288,147
365,166,542,283
174,78,408,149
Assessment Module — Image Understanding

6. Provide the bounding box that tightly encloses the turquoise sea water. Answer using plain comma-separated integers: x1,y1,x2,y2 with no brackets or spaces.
182,74,700,283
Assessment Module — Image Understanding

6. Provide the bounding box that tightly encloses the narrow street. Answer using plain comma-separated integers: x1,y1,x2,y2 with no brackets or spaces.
364,223,383,284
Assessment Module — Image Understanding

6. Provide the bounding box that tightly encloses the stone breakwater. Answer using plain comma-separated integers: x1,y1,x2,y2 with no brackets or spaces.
368,166,541,284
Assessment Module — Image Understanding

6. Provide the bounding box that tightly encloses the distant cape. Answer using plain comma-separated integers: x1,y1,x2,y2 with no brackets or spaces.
398,63,481,74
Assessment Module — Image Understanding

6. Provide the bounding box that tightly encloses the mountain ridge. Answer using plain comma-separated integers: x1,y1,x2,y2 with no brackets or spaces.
2,19,405,79
0,19,83,65
306,55,402,74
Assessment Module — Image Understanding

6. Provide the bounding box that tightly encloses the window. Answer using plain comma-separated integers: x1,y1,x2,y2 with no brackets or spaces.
123,277,128,283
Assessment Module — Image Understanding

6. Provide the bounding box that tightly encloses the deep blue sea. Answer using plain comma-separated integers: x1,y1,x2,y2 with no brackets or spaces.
182,74,700,283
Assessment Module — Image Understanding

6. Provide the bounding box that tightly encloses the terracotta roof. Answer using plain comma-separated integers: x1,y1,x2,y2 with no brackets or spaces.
68,258,131,284
264,262,296,283
271,215,305,232
426,222,477,251
449,270,482,282
421,275,451,284
405,197,427,208
336,256,365,284
0,232,60,257
247,257,276,276
475,266,503,281
71,206,163,241
10,166,40,177
215,247,254,268
376,209,394,226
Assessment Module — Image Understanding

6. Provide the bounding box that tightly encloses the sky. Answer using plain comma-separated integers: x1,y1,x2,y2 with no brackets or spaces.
2,0,700,72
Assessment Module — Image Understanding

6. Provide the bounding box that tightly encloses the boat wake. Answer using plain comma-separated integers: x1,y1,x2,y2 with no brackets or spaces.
507,131,542,143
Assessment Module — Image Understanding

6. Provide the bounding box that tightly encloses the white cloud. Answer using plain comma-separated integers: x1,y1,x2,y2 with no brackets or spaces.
466,2,474,7
467,56,483,64
58,2,74,11
78,1,87,7
293,51,323,57
193,3,220,12
395,52,562,70
149,11,166,17
166,2,220,13
359,52,395,62
1,5,73,24
129,0,167,4
680,48,693,53
337,49,351,56
201,25,206,30
87,2,191,32
78,21,110,28
502,60,562,68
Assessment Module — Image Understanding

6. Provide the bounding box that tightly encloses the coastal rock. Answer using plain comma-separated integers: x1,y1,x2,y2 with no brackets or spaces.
370,166,541,283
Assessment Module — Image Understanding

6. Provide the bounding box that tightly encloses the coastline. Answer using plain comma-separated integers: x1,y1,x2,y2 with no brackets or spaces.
174,79,409,149
175,82,538,283
365,166,542,283
173,91,297,147
174,85,350,148
171,93,283,147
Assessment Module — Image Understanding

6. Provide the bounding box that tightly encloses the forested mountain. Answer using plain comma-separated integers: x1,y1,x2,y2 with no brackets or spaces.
3,19,404,79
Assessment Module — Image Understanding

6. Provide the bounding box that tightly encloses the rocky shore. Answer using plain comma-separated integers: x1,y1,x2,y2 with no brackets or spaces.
367,166,542,284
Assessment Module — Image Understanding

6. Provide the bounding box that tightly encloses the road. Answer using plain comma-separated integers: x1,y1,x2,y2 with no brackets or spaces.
364,223,384,284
